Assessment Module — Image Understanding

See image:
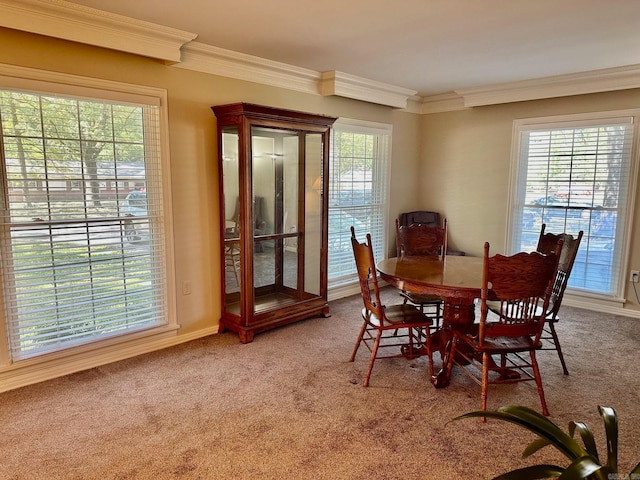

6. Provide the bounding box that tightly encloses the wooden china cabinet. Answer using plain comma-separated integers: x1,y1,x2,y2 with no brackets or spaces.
212,103,337,343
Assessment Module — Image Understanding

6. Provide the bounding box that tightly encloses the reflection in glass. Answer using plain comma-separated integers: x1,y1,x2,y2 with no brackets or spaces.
304,133,323,296
251,126,307,314
222,127,241,295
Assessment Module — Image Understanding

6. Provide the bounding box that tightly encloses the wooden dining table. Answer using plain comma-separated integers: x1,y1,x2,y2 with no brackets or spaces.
376,254,484,387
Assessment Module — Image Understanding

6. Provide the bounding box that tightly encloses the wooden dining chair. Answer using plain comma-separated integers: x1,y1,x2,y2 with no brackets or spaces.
395,218,447,327
349,227,435,386
398,211,465,256
535,224,583,375
444,241,561,417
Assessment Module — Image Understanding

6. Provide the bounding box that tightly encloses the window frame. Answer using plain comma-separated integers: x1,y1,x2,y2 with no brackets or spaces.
0,63,177,370
506,109,640,305
327,118,391,294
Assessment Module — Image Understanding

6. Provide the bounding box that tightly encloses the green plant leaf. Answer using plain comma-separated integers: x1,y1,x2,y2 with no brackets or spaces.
522,438,552,458
598,406,618,473
569,421,599,461
557,455,603,480
455,406,586,460
492,464,564,480
455,406,638,480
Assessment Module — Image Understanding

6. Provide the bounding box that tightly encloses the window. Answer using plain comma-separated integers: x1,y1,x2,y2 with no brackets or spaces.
0,67,174,363
328,119,391,285
509,111,639,299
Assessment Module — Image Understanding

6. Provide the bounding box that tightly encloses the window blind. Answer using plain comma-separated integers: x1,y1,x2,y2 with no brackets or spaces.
0,89,167,360
510,115,636,297
328,121,391,284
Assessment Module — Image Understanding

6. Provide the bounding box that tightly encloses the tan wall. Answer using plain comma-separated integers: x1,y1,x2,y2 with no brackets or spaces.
0,27,421,339
385,110,423,256
420,91,640,312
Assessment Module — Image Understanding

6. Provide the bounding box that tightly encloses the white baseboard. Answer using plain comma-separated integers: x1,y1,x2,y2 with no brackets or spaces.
0,325,220,393
328,281,360,301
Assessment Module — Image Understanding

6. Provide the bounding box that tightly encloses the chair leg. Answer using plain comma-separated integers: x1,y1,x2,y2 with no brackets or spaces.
548,321,569,375
350,320,368,362
481,352,490,422
444,336,457,381
363,330,383,387
408,326,418,358
424,327,434,378
530,351,549,416
407,326,434,375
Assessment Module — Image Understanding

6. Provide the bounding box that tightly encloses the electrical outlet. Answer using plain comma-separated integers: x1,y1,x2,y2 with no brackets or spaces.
182,280,192,295
630,271,640,283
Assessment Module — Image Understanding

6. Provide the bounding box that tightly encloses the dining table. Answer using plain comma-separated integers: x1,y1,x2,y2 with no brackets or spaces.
376,254,484,387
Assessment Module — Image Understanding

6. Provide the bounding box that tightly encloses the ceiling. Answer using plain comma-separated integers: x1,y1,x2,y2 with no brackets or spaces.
62,0,640,98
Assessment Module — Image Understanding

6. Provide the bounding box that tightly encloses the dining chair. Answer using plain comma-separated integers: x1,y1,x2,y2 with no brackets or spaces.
535,224,584,375
395,218,447,327
398,211,465,256
488,223,583,374
444,241,561,417
398,210,441,229
349,227,435,386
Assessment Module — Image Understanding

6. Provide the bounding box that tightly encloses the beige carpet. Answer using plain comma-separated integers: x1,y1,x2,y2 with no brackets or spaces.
1,288,639,479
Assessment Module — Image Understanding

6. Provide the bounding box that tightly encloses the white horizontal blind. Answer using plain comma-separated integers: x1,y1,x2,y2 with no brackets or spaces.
0,89,167,360
510,115,635,297
328,122,390,284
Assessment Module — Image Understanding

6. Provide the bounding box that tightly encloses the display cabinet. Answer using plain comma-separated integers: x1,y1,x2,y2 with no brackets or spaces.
212,103,337,343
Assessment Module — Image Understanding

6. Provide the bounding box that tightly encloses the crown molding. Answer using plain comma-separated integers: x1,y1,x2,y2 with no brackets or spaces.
176,44,417,109
0,0,197,63
319,71,417,108
414,92,468,114
175,41,321,94
455,64,640,107
401,96,422,114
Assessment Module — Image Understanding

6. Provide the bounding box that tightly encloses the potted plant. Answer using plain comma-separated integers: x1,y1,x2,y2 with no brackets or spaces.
454,405,640,479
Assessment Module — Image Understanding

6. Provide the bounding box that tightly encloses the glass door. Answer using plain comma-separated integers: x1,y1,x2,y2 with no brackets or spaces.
251,127,303,315
221,127,241,302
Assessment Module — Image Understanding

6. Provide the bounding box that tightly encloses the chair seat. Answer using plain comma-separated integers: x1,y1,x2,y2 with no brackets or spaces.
458,333,541,353
362,304,433,327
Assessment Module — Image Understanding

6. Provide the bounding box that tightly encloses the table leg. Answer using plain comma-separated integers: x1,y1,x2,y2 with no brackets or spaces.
431,297,476,388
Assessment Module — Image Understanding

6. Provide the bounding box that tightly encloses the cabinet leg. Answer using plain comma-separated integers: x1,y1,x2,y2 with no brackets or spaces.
239,329,255,344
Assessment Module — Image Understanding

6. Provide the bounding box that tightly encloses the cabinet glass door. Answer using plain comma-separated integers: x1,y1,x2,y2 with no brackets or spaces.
251,126,305,315
304,132,323,296
221,127,241,299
